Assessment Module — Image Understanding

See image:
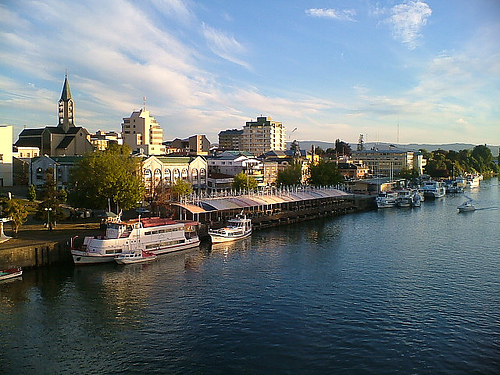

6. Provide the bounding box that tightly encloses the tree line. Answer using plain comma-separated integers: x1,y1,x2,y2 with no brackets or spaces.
420,145,498,178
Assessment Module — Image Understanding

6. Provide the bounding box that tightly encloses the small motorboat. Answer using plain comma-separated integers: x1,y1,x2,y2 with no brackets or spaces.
208,214,252,244
115,250,157,265
457,200,475,213
0,267,23,281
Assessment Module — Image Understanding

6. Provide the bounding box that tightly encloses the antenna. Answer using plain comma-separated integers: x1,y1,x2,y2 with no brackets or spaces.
143,96,147,110
397,116,400,144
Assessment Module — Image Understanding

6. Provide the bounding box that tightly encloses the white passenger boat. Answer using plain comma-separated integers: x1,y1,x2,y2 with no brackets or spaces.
421,180,446,198
208,214,252,244
457,200,476,213
376,191,398,208
115,249,157,265
71,217,200,265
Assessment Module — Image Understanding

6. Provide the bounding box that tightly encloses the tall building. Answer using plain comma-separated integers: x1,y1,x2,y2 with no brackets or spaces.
122,109,165,155
0,125,13,186
14,75,93,157
240,116,286,156
218,129,243,151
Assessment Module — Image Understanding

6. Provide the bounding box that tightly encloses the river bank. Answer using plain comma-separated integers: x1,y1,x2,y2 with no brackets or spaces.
0,193,375,269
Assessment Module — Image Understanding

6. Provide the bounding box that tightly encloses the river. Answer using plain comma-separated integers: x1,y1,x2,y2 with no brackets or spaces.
1,178,499,374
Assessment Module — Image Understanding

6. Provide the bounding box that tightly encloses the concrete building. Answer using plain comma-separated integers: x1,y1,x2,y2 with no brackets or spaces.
90,130,123,151
167,135,210,156
0,125,13,186
122,109,165,155
351,149,426,177
14,76,94,157
141,155,208,198
338,162,370,180
30,155,82,189
218,129,243,151
240,116,286,156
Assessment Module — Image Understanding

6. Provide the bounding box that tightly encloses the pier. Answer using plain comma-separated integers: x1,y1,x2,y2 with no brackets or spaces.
172,186,374,238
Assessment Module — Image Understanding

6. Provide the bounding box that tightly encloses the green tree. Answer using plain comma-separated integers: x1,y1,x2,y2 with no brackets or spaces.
34,169,65,228
28,184,36,202
308,160,344,186
170,179,193,201
1,199,28,236
69,146,144,211
276,161,302,187
397,167,420,180
232,172,258,191
334,139,352,156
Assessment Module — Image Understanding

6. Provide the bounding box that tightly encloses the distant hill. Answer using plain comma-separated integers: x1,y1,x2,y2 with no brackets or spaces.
290,141,499,156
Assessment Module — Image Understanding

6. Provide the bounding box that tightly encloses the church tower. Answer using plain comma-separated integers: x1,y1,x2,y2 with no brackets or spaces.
58,75,75,132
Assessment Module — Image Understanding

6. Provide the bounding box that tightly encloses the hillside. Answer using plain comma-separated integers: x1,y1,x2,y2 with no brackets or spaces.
291,141,499,156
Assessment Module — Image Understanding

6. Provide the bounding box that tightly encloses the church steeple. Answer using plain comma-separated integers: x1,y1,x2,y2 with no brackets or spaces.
58,74,75,132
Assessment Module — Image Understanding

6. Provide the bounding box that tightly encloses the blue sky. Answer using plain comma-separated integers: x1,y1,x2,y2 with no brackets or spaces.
1,0,499,147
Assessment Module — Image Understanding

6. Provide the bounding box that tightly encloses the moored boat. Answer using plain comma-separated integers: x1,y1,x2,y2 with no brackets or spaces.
115,249,157,265
465,174,481,189
376,191,398,208
421,180,446,199
209,214,252,244
0,267,22,281
396,190,413,207
71,217,200,265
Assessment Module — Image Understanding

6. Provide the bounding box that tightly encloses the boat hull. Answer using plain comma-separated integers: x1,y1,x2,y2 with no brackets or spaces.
72,239,200,265
209,231,252,244
115,255,157,265
0,268,23,281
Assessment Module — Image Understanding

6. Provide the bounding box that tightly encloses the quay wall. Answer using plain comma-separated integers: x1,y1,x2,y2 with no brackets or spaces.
0,241,72,270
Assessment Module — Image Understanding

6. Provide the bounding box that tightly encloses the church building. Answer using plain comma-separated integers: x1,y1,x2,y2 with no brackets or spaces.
14,76,94,157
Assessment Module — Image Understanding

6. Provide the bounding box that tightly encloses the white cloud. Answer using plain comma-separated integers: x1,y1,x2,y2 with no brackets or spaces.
386,1,432,49
305,8,356,22
201,23,251,70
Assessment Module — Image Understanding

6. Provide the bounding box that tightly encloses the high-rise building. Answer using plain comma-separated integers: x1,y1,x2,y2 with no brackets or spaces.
218,129,243,151
121,109,165,155
240,116,286,156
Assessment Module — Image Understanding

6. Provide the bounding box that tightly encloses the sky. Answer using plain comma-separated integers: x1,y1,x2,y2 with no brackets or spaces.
1,0,499,147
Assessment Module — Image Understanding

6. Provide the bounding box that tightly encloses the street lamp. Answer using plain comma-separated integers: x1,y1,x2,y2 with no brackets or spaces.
44,207,53,231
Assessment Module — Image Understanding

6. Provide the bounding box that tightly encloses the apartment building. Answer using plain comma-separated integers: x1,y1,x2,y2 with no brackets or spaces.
122,109,165,155
240,116,286,156
218,129,243,151
91,130,123,151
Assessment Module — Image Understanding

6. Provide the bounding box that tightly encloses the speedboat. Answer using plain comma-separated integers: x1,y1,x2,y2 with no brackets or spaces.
457,200,475,213
0,267,22,281
209,214,252,244
115,250,157,265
